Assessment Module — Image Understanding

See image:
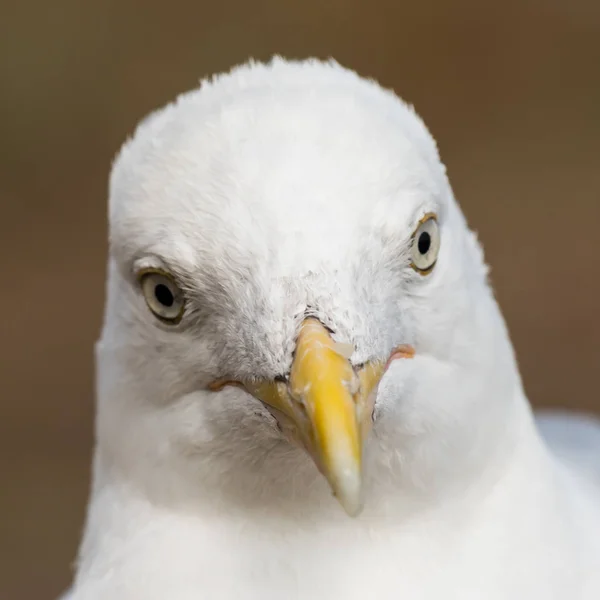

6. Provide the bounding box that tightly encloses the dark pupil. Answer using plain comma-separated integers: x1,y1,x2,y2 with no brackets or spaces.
418,231,431,255
154,284,174,307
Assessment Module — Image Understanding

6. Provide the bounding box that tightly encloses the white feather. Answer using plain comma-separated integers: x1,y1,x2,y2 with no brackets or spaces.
64,57,600,600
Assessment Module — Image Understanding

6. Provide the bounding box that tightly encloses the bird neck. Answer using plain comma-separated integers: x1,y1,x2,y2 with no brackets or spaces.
87,377,543,524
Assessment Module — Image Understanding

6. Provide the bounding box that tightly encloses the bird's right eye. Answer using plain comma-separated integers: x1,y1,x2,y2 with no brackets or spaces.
139,270,185,324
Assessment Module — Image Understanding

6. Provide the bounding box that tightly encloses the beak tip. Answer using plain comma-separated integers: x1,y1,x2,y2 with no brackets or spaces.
339,497,364,518
331,468,364,517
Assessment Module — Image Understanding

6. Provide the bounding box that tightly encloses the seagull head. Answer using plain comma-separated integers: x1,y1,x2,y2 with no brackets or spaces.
98,58,523,518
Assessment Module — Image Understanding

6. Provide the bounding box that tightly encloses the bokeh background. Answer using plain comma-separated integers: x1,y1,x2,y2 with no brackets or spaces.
2,0,599,597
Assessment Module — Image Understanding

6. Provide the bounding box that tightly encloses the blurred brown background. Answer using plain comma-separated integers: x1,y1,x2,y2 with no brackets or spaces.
1,0,599,597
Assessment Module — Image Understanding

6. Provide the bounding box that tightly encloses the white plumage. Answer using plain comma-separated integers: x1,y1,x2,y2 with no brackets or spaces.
65,57,600,600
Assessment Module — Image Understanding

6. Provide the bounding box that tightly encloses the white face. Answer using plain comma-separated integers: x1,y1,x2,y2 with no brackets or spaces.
99,60,515,512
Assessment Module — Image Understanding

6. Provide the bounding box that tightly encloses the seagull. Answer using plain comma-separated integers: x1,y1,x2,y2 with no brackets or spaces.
64,57,600,600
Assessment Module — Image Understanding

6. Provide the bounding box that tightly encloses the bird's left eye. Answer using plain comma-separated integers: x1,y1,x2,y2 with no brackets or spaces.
410,214,440,274
139,270,185,323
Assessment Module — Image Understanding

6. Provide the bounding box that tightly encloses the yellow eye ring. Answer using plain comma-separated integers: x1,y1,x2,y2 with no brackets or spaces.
410,213,440,275
138,269,185,324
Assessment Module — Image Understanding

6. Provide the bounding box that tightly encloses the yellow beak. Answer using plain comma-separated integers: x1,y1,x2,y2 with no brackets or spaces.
245,319,386,516
210,318,414,516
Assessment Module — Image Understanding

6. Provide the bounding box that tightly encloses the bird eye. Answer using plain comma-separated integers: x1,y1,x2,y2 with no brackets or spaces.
139,270,185,323
410,214,440,274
